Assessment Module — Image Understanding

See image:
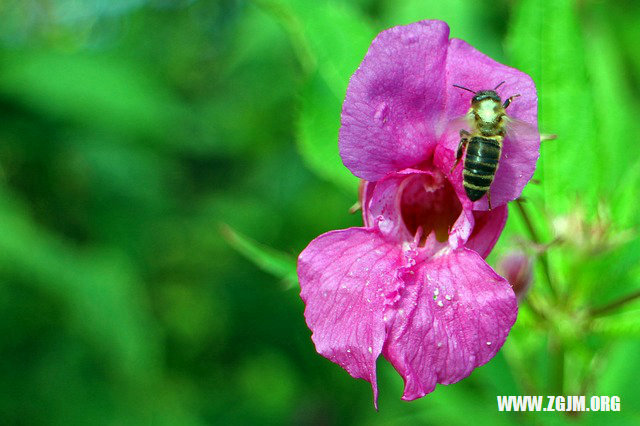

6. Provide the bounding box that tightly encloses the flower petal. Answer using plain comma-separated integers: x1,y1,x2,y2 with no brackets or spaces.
366,168,470,251
383,248,517,400
298,227,405,407
359,180,377,228
465,205,508,258
437,39,539,210
339,20,450,181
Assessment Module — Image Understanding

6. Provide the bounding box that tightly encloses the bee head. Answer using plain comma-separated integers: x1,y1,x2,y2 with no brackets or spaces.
471,90,501,105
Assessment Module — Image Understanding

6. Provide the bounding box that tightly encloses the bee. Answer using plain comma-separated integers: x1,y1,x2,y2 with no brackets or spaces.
449,81,530,210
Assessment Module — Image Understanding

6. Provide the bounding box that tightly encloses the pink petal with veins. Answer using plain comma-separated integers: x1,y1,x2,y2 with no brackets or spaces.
383,248,517,400
339,21,450,181
298,227,405,407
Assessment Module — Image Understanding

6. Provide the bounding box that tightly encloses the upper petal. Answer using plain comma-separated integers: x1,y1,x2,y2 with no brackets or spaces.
298,227,405,407
383,248,517,400
339,20,450,181
437,39,539,210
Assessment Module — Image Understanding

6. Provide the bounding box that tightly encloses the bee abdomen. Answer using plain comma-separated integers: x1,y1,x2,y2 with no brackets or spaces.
463,136,502,201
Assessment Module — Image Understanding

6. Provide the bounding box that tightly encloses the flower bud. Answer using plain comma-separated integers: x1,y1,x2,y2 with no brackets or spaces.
498,250,533,300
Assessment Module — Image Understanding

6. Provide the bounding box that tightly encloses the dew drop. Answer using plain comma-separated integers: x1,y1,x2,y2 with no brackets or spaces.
437,300,444,307
437,342,443,348
368,346,373,354
445,295,452,301
347,349,351,353
374,102,389,126
401,32,418,45
486,341,492,346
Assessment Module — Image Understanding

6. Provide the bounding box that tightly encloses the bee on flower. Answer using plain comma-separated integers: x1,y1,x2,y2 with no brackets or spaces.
298,20,540,406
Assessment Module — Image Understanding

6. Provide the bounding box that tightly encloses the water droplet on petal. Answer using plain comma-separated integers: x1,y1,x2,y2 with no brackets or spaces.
368,346,373,354
437,300,444,307
486,341,492,346
445,295,452,301
401,32,418,45
374,102,389,126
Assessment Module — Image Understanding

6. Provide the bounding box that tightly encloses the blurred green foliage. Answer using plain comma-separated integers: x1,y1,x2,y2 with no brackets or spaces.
1,0,639,425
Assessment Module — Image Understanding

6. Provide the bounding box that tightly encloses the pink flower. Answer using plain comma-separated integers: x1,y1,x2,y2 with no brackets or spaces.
298,20,539,406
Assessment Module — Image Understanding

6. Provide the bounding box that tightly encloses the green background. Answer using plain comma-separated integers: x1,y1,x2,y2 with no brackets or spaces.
1,0,639,424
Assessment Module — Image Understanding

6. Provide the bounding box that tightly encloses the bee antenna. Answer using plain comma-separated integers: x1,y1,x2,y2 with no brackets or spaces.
494,81,506,90
452,84,476,94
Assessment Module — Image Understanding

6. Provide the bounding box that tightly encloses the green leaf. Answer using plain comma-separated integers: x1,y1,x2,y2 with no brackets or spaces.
583,7,639,212
0,50,182,139
591,309,640,337
507,0,599,213
298,71,358,191
221,224,298,288
258,0,375,192
610,160,640,228
0,186,160,382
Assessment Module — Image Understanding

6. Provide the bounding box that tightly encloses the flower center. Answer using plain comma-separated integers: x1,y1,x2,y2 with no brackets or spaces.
400,173,462,244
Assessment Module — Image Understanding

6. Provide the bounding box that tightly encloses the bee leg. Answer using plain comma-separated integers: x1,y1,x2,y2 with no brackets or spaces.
449,130,469,174
487,190,492,211
503,94,521,109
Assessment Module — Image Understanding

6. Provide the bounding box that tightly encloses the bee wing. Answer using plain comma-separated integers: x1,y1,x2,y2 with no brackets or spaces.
437,112,474,154
504,116,539,143
439,113,474,137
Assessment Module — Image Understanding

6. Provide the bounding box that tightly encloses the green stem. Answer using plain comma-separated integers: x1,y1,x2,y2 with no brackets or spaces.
514,198,559,299
589,288,640,317
549,336,565,395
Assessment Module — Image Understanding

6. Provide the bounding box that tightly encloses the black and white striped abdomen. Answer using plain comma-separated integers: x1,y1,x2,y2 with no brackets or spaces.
463,136,502,201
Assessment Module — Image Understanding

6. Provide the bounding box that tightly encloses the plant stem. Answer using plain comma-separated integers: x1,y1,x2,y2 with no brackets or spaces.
589,288,640,317
514,198,559,299
549,336,565,395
